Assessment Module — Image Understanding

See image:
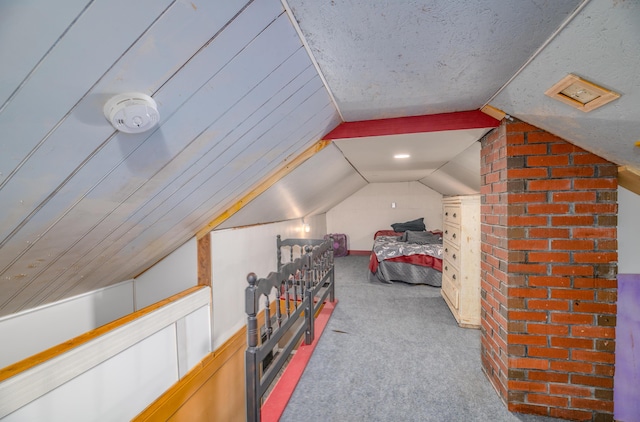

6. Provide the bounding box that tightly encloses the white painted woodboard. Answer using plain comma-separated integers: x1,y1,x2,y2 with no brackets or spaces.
2,326,179,422
183,305,212,373
134,238,198,310
0,280,133,369
0,8,300,306
327,181,443,250
0,287,210,419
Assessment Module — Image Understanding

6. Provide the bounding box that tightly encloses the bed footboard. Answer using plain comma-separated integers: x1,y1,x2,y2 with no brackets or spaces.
245,237,335,422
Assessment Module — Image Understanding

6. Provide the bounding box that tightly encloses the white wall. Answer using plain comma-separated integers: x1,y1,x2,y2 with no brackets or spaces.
618,186,640,274
0,280,134,369
0,288,211,422
0,238,199,369
209,215,326,348
134,238,198,309
326,181,443,250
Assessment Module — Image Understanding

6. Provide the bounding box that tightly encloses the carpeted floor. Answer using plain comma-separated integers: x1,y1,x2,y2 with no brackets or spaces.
280,255,563,422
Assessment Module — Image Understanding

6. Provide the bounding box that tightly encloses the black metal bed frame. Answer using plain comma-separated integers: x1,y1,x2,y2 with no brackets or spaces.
245,236,335,422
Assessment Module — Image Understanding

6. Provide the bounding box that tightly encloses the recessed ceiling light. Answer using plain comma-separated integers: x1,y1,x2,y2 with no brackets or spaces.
394,154,410,159
545,74,620,112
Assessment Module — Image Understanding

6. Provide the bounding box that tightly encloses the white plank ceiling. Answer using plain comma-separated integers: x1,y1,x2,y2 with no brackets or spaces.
1,0,638,316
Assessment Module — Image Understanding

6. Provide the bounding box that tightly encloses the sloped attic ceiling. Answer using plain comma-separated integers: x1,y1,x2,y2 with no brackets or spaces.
0,0,341,316
2,0,638,316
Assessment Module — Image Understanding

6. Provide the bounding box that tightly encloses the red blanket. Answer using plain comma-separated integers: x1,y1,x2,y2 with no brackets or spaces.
369,230,443,274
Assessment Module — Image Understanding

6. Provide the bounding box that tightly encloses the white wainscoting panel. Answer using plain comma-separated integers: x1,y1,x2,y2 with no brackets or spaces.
2,325,178,422
0,287,210,419
0,280,134,369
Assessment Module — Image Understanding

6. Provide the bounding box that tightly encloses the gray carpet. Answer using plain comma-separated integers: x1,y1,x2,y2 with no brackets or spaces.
280,255,562,422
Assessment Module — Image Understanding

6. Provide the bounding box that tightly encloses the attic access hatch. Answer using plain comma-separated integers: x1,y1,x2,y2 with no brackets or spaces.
545,74,620,112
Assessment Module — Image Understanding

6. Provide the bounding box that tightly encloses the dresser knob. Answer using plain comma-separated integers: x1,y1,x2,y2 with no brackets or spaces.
452,254,457,260
452,233,456,239
453,213,457,218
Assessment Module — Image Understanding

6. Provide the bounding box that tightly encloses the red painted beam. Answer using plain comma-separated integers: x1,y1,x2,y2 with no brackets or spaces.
324,110,499,140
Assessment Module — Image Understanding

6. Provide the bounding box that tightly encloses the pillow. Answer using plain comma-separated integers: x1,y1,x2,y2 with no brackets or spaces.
402,230,442,245
391,217,426,233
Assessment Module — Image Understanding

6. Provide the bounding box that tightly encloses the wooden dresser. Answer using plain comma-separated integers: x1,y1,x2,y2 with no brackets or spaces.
440,195,481,328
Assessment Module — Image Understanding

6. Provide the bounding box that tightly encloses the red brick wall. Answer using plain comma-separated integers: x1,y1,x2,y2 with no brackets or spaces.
480,119,618,421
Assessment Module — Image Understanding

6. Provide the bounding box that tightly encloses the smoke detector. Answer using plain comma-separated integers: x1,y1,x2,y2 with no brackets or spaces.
103,93,160,133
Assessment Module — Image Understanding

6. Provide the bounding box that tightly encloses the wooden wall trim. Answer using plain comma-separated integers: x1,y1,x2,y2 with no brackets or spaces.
195,139,331,238
197,235,211,286
619,165,640,195
480,104,506,121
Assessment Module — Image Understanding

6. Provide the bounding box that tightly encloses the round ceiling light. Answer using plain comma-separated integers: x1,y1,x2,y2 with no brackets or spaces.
103,93,160,133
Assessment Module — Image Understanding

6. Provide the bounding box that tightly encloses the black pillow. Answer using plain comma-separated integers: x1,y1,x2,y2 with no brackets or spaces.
391,218,426,232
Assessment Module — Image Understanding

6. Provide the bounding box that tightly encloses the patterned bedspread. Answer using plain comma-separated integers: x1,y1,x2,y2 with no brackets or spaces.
372,234,442,262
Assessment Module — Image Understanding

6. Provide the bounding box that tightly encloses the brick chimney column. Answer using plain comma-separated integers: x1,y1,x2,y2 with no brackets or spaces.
480,119,617,421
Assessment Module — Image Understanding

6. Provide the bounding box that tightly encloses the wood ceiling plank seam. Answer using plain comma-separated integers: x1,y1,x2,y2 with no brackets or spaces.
46,100,335,303
83,98,338,286
75,65,318,251
186,103,339,235
69,105,338,296
0,7,302,268
0,9,262,261
148,0,263,96
0,1,187,264
18,56,319,309
0,0,282,264
4,48,308,306
0,0,277,245
0,0,94,112
23,70,328,306
0,0,175,187
0,132,117,256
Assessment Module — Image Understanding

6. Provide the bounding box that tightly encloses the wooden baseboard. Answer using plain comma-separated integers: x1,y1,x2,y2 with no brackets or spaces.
348,250,370,256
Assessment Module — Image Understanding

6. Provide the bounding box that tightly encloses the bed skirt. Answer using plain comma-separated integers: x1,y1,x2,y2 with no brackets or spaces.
368,260,442,287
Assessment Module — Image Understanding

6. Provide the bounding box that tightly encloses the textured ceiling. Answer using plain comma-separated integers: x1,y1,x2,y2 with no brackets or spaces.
286,0,583,121
489,0,640,169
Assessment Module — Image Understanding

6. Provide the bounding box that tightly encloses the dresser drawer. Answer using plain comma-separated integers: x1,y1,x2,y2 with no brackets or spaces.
441,275,459,310
443,241,460,270
442,260,460,288
443,205,461,225
443,224,460,246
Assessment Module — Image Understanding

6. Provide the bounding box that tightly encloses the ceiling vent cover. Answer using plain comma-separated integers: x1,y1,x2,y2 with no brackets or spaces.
104,93,160,133
545,74,620,112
